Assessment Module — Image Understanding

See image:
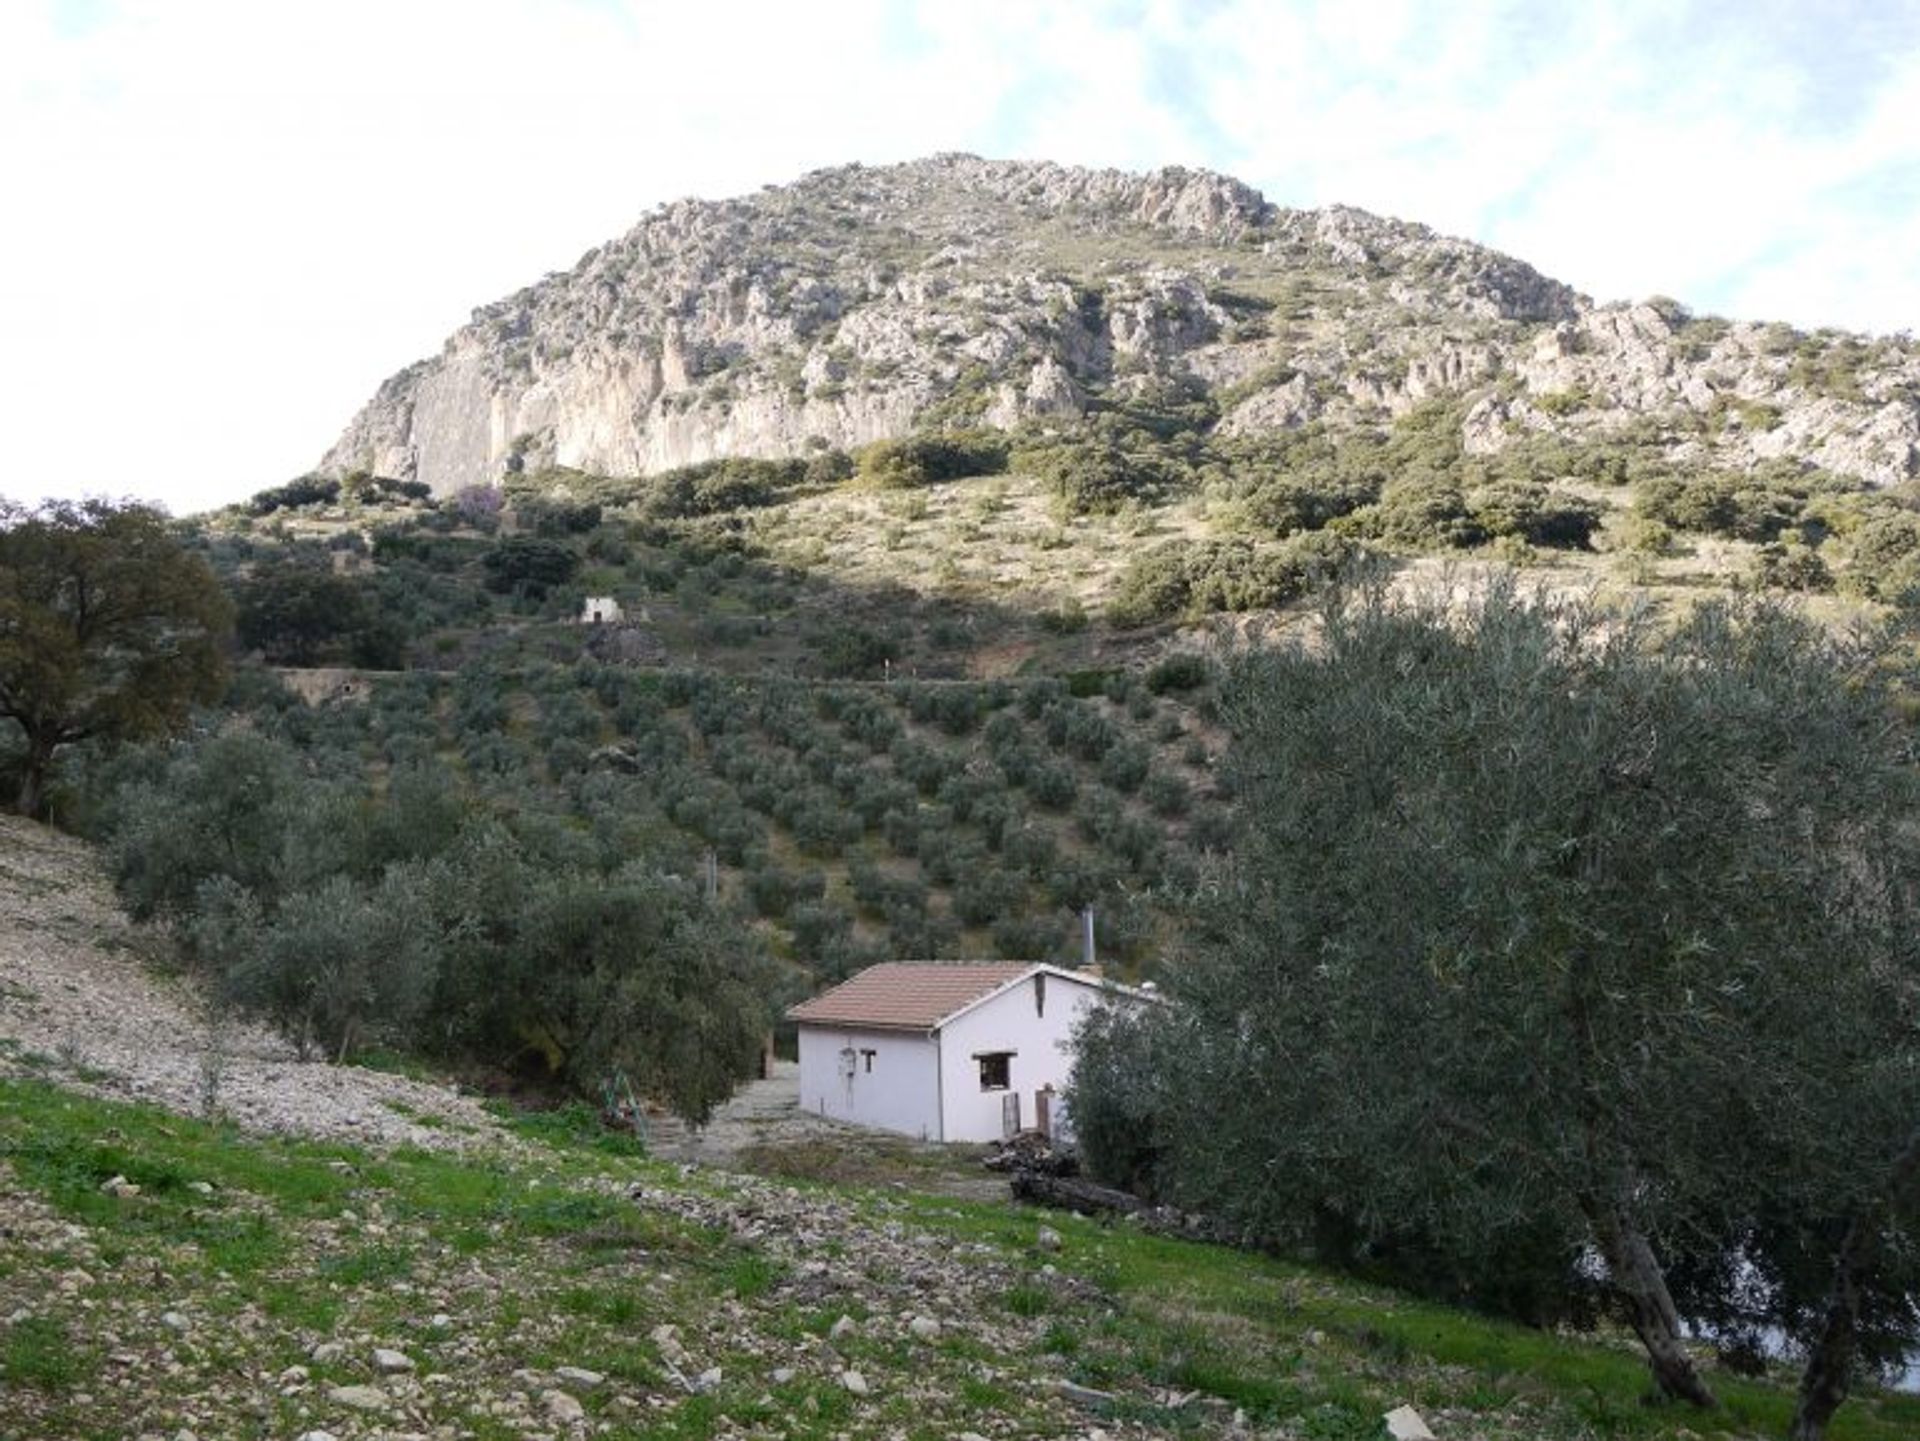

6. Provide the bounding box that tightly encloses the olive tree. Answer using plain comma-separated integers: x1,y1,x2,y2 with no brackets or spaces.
0,499,231,816
1095,577,1920,1429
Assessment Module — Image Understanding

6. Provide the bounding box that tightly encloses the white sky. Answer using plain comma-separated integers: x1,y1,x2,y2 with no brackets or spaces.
4,0,1918,516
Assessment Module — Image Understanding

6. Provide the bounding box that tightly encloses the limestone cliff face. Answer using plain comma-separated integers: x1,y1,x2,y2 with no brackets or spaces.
320,155,1920,495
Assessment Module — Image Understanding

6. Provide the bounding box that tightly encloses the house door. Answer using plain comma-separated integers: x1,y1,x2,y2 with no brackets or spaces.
1035,1085,1054,1138
1001,1091,1021,1138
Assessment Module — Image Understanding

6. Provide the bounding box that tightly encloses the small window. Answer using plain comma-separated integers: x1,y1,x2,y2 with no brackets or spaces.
978,1052,1012,1091
861,1048,876,1074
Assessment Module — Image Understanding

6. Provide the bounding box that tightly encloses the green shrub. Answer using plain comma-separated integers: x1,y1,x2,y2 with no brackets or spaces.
804,448,855,485
819,623,901,680
1533,386,1590,417
891,735,955,795
1051,703,1119,762
517,497,603,535
216,867,440,1062
1026,759,1078,811
1067,1002,1167,1195
1843,511,1920,602
1147,652,1214,694
1349,479,1486,550
992,741,1041,788
1143,768,1190,817
790,797,859,857
247,474,340,516
950,864,1022,927
880,807,921,855
1635,473,1808,543
1099,740,1151,793
1038,596,1090,633
236,564,404,667
1107,534,1354,627
975,791,1017,851
1075,786,1126,847
1188,805,1235,852
850,861,928,920
1238,473,1380,536
1018,436,1177,515
645,457,808,517
915,822,972,886
1466,481,1602,549
886,908,961,959
856,430,1009,488
788,901,853,961
1020,677,1066,719
1004,825,1058,877
992,913,1067,961
1753,542,1833,594
482,536,579,596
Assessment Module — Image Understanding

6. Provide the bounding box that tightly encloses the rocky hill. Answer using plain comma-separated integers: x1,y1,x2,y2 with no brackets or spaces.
321,154,1920,498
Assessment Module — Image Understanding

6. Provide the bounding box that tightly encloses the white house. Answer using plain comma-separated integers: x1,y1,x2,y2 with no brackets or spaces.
581,596,623,625
786,961,1141,1143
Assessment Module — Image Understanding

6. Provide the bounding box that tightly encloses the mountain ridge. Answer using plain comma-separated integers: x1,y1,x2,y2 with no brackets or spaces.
319,154,1919,498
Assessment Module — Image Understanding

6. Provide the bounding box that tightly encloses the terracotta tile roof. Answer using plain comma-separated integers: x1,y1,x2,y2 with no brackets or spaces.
786,961,1037,1031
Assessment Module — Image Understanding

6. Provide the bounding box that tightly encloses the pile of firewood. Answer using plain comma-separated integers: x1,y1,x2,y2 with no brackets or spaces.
991,1134,1236,1246
980,1130,1077,1176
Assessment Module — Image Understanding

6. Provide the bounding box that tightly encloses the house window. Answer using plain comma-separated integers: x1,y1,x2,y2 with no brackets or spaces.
977,1051,1012,1091
860,1048,876,1074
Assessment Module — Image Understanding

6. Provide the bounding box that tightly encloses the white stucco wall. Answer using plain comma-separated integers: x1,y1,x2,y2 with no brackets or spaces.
796,1024,942,1139
935,971,1110,1143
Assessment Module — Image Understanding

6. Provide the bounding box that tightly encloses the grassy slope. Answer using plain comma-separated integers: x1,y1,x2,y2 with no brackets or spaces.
4,1071,1917,1440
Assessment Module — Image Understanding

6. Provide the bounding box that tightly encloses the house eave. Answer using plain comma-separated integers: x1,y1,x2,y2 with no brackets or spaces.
787,1016,938,1038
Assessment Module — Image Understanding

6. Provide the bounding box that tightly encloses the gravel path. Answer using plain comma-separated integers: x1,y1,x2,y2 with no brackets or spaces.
645,1062,842,1161
0,815,510,1152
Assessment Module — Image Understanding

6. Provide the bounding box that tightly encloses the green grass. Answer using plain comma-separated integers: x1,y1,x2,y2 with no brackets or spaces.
1002,1281,1053,1317
494,1099,650,1157
724,1252,785,1299
1,1315,87,1390
317,1242,413,1285
4,1072,1918,1440
887,1191,1920,1441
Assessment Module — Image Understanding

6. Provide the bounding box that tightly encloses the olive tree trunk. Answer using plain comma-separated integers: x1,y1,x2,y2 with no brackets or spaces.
1591,1206,1717,1408
1791,1241,1860,1441
1790,1126,1920,1441
13,730,56,819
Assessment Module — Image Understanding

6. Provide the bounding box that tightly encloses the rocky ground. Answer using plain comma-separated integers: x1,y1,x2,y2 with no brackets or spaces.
0,1083,1162,1441
0,815,508,1153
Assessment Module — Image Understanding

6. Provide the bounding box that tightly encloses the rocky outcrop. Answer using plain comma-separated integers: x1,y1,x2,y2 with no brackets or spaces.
320,155,1920,496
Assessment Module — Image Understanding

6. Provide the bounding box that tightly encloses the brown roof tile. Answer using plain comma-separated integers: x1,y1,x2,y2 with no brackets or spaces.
785,961,1036,1031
